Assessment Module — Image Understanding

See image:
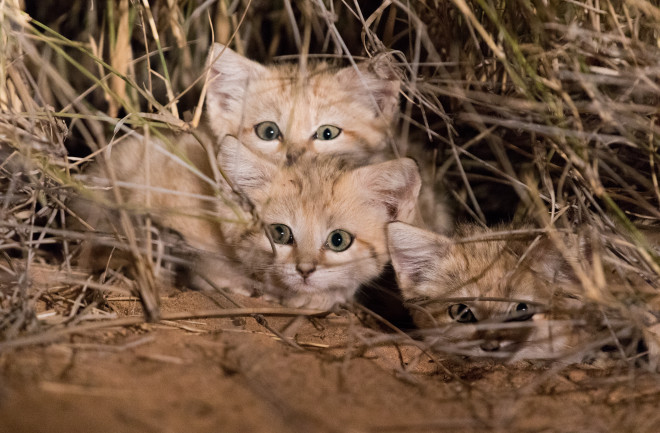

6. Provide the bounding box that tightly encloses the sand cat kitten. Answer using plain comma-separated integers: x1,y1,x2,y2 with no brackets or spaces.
72,135,421,310
387,222,584,359
206,44,400,164
215,138,421,308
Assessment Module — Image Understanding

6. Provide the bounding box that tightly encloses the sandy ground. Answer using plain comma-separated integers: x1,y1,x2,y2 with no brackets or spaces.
1,288,660,433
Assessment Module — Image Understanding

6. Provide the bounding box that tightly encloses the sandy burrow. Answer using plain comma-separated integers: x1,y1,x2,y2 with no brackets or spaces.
1,289,659,433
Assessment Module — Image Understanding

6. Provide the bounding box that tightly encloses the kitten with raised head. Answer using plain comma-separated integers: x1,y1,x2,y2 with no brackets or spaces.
387,221,584,359
206,43,401,164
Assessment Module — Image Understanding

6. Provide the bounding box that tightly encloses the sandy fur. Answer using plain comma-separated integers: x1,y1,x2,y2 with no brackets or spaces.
388,222,586,360
205,44,401,165
70,131,421,309
69,44,427,309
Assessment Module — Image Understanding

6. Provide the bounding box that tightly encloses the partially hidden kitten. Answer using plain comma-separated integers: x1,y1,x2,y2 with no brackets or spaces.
72,134,421,310
206,43,401,164
387,221,585,360
214,137,421,309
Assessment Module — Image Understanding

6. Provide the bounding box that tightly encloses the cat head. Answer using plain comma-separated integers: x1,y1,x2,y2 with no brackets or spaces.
218,137,421,310
387,222,585,359
205,43,400,164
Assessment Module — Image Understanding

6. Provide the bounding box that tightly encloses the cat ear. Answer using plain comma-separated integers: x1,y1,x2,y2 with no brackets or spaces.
206,43,267,115
351,157,421,223
217,135,277,192
337,57,401,122
387,222,451,291
521,232,590,285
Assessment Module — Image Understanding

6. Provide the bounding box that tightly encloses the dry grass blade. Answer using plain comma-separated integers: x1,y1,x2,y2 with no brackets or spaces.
1,0,660,430
0,0,656,344
0,306,328,352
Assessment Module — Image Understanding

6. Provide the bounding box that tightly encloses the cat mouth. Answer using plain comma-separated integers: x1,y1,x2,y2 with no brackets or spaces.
431,340,527,359
277,269,324,293
286,278,348,297
477,338,525,354
286,279,321,294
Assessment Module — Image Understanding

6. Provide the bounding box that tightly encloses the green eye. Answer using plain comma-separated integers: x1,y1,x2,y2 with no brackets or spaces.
326,229,353,252
448,304,477,323
255,121,281,141
269,224,294,245
315,125,341,141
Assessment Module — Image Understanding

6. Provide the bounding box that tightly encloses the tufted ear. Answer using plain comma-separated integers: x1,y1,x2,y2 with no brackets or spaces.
217,135,277,193
519,232,590,285
387,222,451,292
349,157,421,224
336,57,401,122
206,43,267,117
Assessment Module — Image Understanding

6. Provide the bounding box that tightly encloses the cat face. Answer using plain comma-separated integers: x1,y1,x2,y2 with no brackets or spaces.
205,44,400,164
219,137,421,310
387,222,583,359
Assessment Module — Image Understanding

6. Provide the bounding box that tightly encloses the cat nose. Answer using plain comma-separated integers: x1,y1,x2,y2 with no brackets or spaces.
285,147,306,165
479,340,500,352
296,262,316,278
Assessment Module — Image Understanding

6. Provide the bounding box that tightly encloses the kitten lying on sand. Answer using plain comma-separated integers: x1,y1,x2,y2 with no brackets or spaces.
387,221,585,360
217,139,421,308
72,134,421,309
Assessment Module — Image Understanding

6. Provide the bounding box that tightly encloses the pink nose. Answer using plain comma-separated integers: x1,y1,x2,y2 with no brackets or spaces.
296,263,316,278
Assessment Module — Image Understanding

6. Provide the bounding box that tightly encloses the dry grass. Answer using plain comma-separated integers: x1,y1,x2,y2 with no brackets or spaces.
0,0,659,388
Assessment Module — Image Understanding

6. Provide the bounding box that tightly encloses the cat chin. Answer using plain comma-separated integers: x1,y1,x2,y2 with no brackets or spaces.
421,323,582,361
422,337,574,361
277,290,350,310
276,269,353,294
279,279,355,300
261,276,356,310
284,280,324,294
